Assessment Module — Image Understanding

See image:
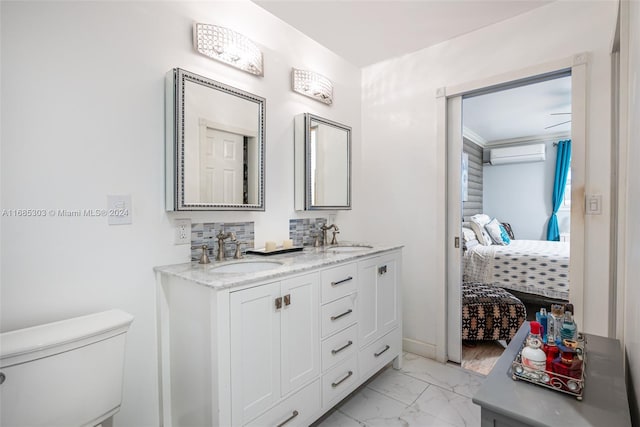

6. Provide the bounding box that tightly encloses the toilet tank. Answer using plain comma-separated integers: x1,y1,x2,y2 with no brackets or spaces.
0,309,134,427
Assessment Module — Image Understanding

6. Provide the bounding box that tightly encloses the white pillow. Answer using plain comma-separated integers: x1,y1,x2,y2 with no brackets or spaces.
462,226,476,243
485,218,507,245
469,214,493,245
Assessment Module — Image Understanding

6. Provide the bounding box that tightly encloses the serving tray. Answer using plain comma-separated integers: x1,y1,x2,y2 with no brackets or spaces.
511,336,586,400
245,246,304,256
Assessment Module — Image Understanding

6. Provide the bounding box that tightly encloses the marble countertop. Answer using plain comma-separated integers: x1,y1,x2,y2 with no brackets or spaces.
154,243,402,290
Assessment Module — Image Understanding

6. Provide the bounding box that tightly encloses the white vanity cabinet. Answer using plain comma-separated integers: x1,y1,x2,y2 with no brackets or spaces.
357,253,402,377
230,273,320,425
156,247,401,427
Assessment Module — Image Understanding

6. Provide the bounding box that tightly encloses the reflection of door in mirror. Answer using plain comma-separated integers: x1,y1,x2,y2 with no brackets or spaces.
199,126,244,204
167,69,265,211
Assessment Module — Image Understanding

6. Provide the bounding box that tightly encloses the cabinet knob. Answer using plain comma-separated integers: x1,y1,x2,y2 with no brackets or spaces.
275,297,283,310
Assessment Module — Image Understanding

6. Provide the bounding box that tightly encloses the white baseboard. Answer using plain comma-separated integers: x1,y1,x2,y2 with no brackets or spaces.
402,337,438,360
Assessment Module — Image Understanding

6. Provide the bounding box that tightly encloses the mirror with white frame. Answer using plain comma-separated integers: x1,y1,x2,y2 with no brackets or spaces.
294,113,351,210
166,68,265,211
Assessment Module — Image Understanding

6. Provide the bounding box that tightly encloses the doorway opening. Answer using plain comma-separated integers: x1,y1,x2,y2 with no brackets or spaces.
441,58,586,377
460,74,572,375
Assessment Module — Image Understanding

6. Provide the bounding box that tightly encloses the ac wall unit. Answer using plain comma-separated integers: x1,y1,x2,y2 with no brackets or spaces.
489,144,546,165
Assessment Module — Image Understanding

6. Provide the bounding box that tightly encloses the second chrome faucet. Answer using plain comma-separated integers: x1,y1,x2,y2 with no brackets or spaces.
320,224,339,246
216,231,243,261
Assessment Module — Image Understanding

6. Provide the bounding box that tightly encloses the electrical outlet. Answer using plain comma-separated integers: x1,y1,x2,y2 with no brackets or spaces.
175,219,191,245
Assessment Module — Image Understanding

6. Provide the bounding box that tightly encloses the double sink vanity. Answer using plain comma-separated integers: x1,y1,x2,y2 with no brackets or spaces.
155,244,402,427
159,66,398,426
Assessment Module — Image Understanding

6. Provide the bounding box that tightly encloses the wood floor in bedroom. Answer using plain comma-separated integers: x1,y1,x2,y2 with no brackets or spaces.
461,340,506,376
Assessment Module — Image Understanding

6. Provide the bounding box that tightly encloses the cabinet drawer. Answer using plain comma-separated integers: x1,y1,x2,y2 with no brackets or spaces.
322,356,359,408
321,324,357,371
321,293,357,338
245,379,321,427
321,263,357,303
358,327,401,378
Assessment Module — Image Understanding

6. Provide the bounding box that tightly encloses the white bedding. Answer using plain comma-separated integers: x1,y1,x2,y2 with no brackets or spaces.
463,239,570,300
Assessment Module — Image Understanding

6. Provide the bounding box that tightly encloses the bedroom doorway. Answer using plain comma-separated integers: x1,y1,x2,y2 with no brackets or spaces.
458,75,572,374
441,55,587,368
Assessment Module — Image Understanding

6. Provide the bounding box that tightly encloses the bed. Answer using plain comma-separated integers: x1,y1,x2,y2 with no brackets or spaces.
463,239,570,301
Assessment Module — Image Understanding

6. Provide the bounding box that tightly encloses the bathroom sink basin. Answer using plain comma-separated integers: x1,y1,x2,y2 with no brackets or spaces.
327,245,373,253
209,261,283,273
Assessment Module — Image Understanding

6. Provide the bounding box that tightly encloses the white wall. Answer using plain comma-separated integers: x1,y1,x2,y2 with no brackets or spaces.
0,2,361,426
483,140,570,240
623,0,640,422
361,1,617,357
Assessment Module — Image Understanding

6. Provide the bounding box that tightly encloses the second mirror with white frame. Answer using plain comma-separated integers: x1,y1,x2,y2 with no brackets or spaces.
294,113,351,210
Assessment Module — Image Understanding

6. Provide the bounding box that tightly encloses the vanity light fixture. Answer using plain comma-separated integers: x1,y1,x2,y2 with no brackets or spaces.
291,68,333,105
193,23,264,77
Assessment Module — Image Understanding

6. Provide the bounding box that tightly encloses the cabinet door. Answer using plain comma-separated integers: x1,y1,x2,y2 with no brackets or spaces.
358,253,400,347
281,273,320,395
377,255,399,338
358,258,379,347
230,282,281,425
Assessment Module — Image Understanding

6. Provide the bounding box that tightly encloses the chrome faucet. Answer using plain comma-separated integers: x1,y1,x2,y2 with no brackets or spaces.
216,231,235,261
320,224,339,246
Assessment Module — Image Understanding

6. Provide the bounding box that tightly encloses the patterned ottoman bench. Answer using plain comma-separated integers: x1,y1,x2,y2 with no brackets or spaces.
462,282,526,342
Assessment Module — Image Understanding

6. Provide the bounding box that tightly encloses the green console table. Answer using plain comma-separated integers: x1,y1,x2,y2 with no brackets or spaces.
473,321,631,426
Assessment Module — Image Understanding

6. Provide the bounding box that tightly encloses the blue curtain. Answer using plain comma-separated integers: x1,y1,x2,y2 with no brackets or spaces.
547,140,571,241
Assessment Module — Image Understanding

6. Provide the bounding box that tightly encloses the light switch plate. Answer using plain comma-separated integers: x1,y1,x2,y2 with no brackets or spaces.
585,194,602,215
107,195,132,225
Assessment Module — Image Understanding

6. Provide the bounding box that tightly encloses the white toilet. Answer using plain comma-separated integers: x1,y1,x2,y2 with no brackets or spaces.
0,309,134,427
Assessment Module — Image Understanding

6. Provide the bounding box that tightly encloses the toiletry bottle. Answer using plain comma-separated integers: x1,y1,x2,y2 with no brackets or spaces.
552,345,582,380
544,341,559,371
521,321,546,372
536,308,548,343
560,311,577,341
547,304,565,344
564,303,579,337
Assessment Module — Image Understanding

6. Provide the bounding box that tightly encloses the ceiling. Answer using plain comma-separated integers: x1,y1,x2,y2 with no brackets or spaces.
253,0,567,143
463,75,572,144
253,0,552,67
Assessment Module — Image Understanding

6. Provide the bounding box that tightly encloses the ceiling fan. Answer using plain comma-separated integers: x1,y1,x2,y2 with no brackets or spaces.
545,112,572,129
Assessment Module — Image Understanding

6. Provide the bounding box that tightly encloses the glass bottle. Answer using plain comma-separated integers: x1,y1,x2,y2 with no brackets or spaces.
547,304,565,344
560,311,577,340
521,321,546,372
536,308,548,343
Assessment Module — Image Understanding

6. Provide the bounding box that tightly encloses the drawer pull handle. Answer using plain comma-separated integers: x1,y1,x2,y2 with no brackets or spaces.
284,294,291,306
374,345,390,357
331,276,353,286
378,265,387,275
331,309,353,321
331,370,353,388
331,340,353,355
275,297,282,310
276,410,299,427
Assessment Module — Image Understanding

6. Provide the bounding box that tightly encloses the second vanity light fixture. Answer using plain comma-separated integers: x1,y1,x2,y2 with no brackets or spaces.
193,22,264,76
291,68,333,105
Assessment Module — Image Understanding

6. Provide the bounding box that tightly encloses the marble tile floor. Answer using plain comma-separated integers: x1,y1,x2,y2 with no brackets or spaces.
314,352,485,427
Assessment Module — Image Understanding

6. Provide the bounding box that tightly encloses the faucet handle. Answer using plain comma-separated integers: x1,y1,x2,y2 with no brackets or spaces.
233,240,243,259
191,244,211,264
331,229,340,245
